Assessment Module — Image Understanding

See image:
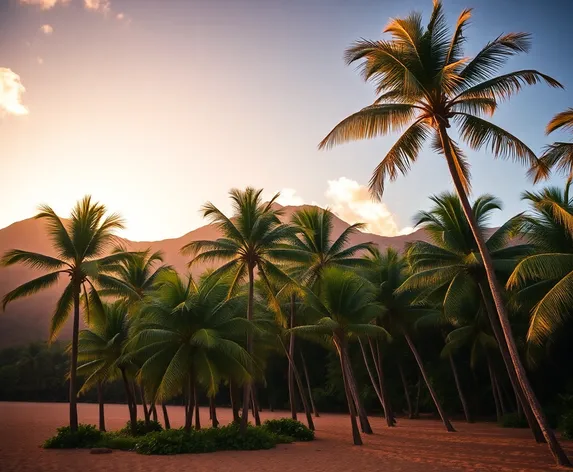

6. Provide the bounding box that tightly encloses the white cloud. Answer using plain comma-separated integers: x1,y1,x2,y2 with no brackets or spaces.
84,0,111,14
0,68,29,116
19,0,69,9
277,177,413,237
40,24,54,35
116,12,124,20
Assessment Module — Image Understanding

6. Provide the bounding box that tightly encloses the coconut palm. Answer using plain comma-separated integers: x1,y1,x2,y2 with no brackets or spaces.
363,247,455,432
403,192,545,438
1,196,129,431
318,1,568,464
76,301,137,433
539,108,573,182
128,270,254,432
508,183,573,347
182,187,294,432
292,267,389,445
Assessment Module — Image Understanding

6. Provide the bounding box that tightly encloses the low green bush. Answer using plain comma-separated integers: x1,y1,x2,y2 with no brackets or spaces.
120,420,163,436
135,423,277,455
43,424,102,449
262,418,314,442
98,432,139,451
499,413,529,428
560,411,573,439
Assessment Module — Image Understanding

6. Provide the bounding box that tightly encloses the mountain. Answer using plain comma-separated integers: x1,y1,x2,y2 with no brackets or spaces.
0,204,428,347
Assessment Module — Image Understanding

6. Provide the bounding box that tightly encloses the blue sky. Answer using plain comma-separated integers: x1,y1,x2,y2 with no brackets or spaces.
1,0,572,240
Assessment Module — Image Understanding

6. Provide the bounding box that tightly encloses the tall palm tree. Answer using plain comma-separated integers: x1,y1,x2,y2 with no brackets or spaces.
1,196,128,431
403,192,544,438
274,206,375,420
76,301,136,433
182,187,294,432
508,183,573,346
318,1,568,465
540,108,573,182
364,247,455,432
293,267,388,445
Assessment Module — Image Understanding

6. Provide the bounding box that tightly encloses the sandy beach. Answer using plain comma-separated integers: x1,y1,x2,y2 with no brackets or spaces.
0,402,570,471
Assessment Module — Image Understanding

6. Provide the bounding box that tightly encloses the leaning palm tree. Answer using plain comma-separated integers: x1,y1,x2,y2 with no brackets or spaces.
539,108,573,182
293,267,388,445
182,190,293,432
1,196,129,431
318,1,568,464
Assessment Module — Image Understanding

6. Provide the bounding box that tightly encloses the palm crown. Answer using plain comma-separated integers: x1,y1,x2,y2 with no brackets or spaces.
540,108,573,180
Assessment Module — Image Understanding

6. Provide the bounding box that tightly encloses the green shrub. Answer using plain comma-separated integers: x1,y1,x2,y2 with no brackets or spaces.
499,413,529,428
120,420,163,436
135,424,277,455
43,424,102,449
262,418,314,441
560,411,573,439
98,432,139,451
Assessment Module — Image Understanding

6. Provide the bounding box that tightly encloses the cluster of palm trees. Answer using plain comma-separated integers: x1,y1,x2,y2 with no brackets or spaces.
2,0,573,468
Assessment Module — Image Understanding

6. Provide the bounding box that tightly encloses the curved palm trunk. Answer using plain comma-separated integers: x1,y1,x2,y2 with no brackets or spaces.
404,332,455,432
341,348,373,434
358,338,391,426
335,337,362,445
288,295,298,420
120,368,137,435
369,338,395,425
140,386,151,429
161,403,171,429
449,354,472,423
494,371,508,416
439,124,570,466
279,337,315,430
300,351,319,417
97,381,106,432
240,264,255,434
185,374,194,432
230,381,240,423
194,382,201,430
251,388,261,426
398,362,414,419
151,404,158,423
478,283,545,442
210,397,219,428
487,353,502,422
414,372,421,419
69,284,80,431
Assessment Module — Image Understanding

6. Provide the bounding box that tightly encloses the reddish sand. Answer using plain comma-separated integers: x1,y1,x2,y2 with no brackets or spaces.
0,402,570,471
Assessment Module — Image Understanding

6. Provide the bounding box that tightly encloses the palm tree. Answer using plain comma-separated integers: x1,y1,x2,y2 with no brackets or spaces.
293,267,388,445
1,196,128,431
403,192,544,438
318,1,568,465
129,270,254,432
508,183,573,346
76,301,137,433
182,187,294,432
539,108,573,182
274,206,375,420
363,247,455,432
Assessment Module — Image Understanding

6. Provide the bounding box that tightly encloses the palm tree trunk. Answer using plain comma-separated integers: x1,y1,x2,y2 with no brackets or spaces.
398,362,414,419
449,354,472,423
161,403,170,429
194,382,201,430
69,283,80,432
279,337,315,430
478,283,545,442
151,403,158,423
358,338,391,425
185,374,193,432
404,332,455,432
439,124,571,467
230,381,240,423
140,386,151,429
97,381,106,432
288,295,298,420
300,351,319,417
341,348,373,434
120,368,137,435
487,353,502,422
251,388,261,426
369,338,395,425
494,371,508,416
414,372,421,419
210,397,219,428
334,337,362,445
240,263,255,434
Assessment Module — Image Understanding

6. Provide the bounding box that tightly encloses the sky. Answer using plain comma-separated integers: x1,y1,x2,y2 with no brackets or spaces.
1,0,572,241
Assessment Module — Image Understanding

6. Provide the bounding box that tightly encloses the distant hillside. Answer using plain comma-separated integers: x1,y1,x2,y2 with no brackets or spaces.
0,204,428,347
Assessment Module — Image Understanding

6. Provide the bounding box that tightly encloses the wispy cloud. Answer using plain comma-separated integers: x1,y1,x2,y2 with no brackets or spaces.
39,24,54,35
0,69,29,116
19,0,69,9
84,0,111,14
276,177,413,237
116,12,124,20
